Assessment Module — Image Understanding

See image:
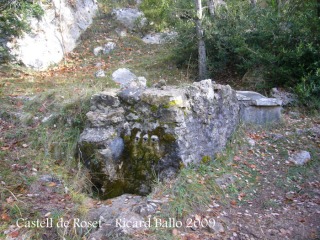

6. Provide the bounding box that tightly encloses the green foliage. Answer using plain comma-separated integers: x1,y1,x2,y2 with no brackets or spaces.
210,0,320,109
140,0,174,31
0,0,44,36
141,0,320,110
0,0,44,62
140,0,195,31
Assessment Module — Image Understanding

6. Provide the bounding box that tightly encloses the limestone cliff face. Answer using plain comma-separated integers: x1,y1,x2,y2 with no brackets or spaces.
7,0,98,70
78,80,240,199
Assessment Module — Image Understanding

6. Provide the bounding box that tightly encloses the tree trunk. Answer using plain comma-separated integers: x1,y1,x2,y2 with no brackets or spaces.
208,0,227,17
194,0,207,80
207,0,215,17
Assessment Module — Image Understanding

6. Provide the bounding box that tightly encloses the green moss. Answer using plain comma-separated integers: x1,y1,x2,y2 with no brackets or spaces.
163,99,183,109
150,105,158,113
201,155,211,164
81,126,178,199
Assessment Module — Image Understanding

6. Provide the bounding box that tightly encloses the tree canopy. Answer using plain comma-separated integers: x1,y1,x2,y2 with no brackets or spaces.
141,0,320,109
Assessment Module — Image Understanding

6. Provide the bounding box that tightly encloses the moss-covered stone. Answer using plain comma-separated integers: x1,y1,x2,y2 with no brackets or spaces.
78,80,240,199
89,127,177,199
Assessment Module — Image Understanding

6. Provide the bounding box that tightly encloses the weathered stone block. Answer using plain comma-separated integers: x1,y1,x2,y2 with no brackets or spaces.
78,80,239,198
237,91,282,125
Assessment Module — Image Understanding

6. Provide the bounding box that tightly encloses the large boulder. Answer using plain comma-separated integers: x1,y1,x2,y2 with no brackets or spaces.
6,0,98,70
78,80,239,199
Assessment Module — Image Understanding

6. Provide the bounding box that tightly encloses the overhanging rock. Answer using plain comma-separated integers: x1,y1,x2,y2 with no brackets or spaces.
78,80,239,199
237,91,282,125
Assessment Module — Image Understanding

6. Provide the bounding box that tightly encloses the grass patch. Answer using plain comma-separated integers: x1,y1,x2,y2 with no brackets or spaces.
149,124,250,231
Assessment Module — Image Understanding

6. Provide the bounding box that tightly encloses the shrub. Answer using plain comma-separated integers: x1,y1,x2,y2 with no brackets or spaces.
141,0,320,110
0,0,44,63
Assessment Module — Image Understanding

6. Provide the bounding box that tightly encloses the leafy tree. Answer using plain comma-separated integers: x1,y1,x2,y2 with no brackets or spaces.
141,0,320,109
141,0,209,80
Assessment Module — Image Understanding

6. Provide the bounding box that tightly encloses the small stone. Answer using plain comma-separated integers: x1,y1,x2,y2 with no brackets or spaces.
187,179,193,183
153,79,166,88
41,114,54,123
247,138,255,147
95,62,102,68
309,126,320,138
95,69,105,78
289,150,311,166
215,174,236,189
39,175,54,182
112,68,137,86
103,42,116,54
271,133,284,141
93,46,104,56
115,28,127,38
208,221,225,233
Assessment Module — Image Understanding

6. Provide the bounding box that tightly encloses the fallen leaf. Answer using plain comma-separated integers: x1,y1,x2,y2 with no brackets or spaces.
47,182,57,187
230,200,237,206
249,164,256,169
9,231,19,238
1,213,10,221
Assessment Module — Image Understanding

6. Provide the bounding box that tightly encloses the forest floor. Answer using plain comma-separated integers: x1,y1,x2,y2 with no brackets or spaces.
0,3,319,240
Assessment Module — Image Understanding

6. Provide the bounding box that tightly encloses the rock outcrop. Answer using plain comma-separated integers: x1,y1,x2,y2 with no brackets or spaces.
78,80,239,199
7,0,98,70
